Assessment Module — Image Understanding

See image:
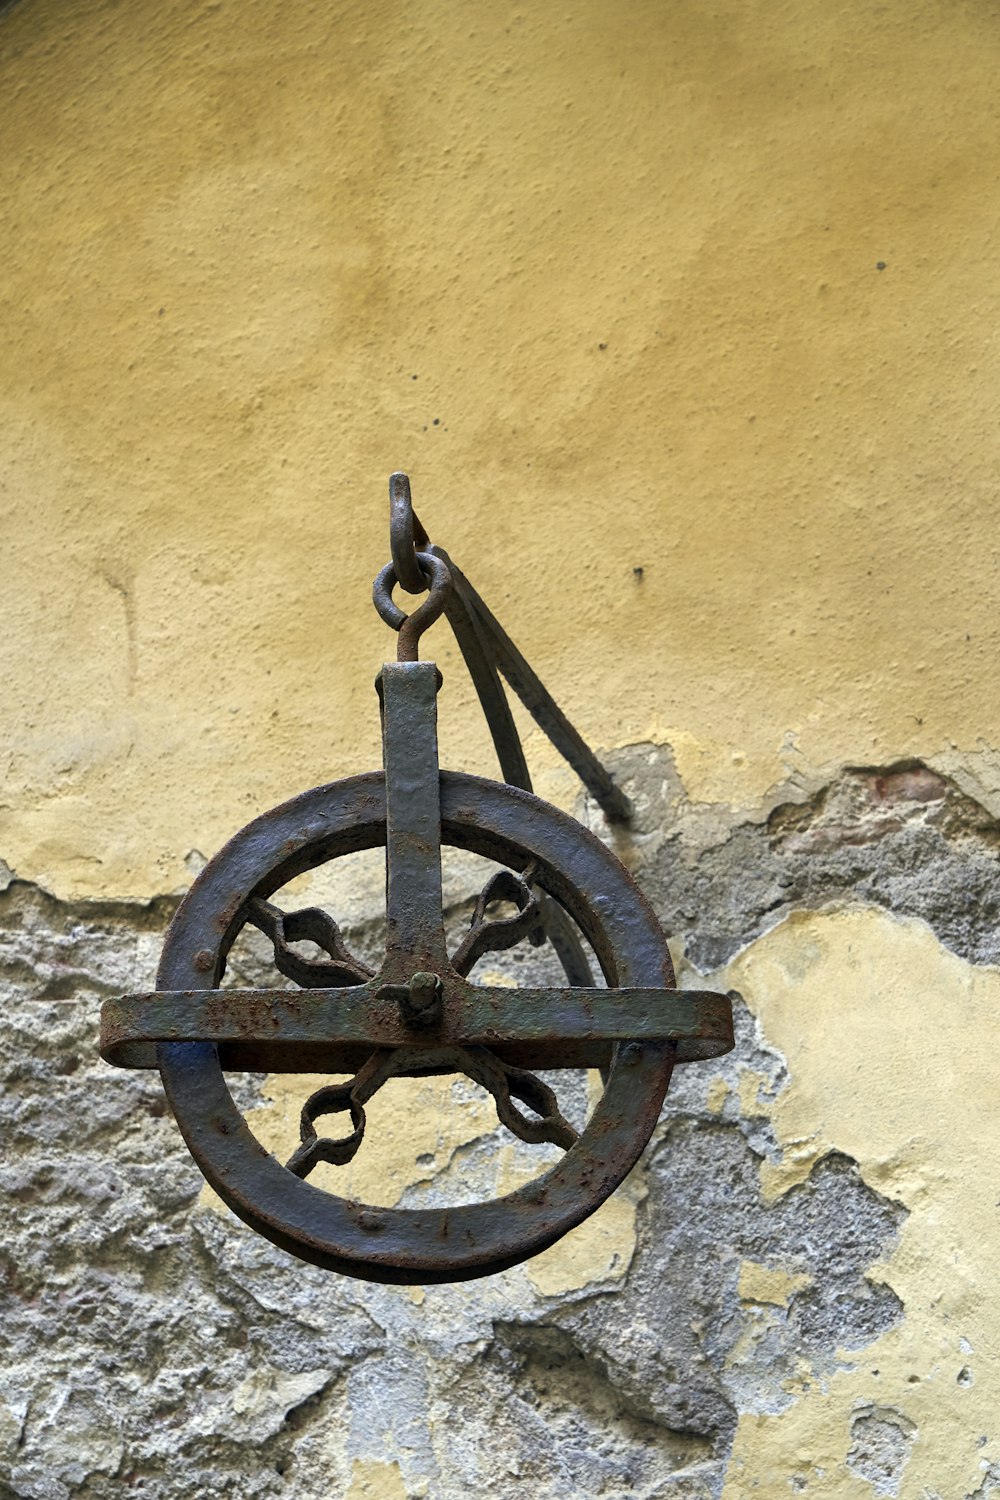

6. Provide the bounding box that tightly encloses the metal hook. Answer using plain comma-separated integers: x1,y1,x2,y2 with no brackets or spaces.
389,472,431,595
372,550,453,660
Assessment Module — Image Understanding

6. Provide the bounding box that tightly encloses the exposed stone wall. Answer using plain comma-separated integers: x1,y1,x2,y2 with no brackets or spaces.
600,750,1000,971
3,758,997,1497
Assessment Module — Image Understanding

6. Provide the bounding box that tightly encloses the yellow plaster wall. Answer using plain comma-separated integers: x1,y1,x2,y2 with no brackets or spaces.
2,0,999,900
4,3,1000,1492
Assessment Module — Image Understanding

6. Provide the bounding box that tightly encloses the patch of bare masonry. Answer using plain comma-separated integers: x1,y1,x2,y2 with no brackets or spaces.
846,1404,917,1496
601,749,1000,970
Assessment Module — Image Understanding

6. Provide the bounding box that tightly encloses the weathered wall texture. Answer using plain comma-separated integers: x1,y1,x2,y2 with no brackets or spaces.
2,0,999,1496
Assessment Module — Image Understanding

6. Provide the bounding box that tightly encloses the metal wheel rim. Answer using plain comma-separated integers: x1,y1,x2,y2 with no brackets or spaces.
157,770,676,1283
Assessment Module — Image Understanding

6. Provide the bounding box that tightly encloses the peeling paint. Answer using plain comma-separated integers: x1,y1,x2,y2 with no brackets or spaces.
346,1459,409,1500
738,1261,813,1309
719,908,1000,1499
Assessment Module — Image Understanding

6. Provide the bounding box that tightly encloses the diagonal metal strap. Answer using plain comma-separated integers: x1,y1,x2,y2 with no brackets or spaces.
386,475,630,824
431,543,631,824
380,478,630,1008
430,559,599,989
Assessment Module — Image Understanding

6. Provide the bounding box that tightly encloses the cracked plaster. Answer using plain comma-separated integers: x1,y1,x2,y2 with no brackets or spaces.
4,753,999,1493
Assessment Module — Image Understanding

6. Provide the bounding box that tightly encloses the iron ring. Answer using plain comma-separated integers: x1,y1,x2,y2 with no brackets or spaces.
372,551,452,659
389,472,431,594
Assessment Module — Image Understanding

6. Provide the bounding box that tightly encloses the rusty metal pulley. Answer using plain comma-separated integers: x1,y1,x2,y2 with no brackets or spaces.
100,476,734,1283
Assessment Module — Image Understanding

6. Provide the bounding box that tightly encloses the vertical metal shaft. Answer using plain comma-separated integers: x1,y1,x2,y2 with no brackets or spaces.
379,660,449,973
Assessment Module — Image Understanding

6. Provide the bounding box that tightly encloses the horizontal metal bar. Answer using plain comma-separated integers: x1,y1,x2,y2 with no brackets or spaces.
101,983,733,1072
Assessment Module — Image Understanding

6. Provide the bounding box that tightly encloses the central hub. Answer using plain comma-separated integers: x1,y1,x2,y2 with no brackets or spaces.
377,970,444,1030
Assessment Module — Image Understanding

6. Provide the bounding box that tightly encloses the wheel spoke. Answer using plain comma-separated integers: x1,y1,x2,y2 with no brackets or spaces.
246,897,372,987
451,865,543,977
287,1041,578,1180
